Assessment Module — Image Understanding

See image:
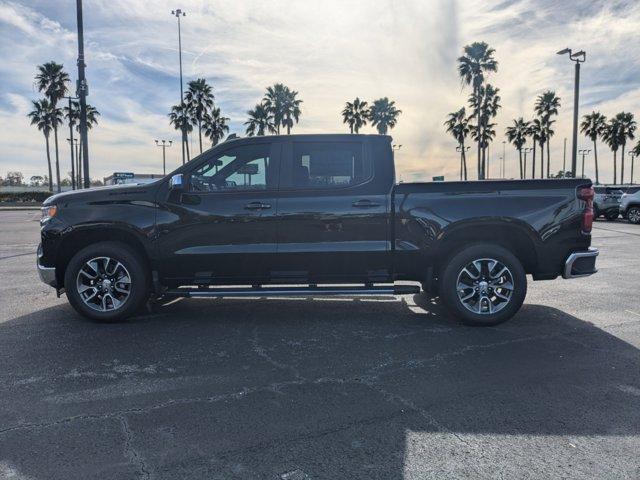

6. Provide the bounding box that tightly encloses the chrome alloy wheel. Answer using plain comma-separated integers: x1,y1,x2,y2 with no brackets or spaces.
629,208,640,224
456,258,514,315
76,257,132,312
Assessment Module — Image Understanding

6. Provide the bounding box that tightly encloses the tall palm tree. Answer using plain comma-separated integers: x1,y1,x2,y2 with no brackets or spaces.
203,107,230,146
245,103,275,136
27,99,54,191
534,91,561,177
528,119,542,179
263,84,287,134
342,98,369,134
169,103,193,162
369,97,402,135
470,121,497,174
185,78,215,154
615,112,637,184
64,101,100,188
444,107,470,180
505,118,530,179
457,41,498,179
631,141,640,184
580,112,606,184
35,62,70,192
602,118,622,184
469,84,501,175
281,87,302,134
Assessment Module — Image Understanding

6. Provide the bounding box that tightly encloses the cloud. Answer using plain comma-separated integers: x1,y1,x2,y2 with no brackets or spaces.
0,0,639,183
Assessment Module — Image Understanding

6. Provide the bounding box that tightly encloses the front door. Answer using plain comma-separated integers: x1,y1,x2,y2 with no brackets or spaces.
156,141,280,284
274,138,391,283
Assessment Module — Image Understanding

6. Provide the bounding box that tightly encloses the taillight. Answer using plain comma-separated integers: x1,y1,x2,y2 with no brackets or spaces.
578,186,594,234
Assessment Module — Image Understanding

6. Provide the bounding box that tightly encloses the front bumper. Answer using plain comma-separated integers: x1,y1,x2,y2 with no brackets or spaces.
563,247,599,279
37,244,57,287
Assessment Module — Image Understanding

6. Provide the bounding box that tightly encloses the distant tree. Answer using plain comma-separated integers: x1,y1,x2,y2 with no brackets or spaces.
34,62,70,192
602,118,622,184
90,179,104,187
27,99,54,191
203,107,230,146
5,171,24,186
281,87,303,134
505,118,530,179
63,100,99,187
30,175,44,186
169,104,193,162
369,97,401,135
342,98,369,134
534,91,561,177
263,84,303,134
631,141,640,183
615,112,636,184
469,84,500,174
580,112,607,184
245,103,275,136
444,107,470,180
457,41,498,179
185,78,215,154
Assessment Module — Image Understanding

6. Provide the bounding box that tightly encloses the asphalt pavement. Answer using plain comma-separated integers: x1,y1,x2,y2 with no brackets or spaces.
1,210,639,479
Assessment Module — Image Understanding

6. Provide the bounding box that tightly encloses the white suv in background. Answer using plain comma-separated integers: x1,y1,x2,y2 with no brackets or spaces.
620,186,640,224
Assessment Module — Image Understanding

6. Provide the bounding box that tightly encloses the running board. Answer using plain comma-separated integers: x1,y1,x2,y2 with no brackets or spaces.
165,284,420,298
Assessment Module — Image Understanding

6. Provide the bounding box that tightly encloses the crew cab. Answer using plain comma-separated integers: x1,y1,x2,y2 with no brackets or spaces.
37,134,598,326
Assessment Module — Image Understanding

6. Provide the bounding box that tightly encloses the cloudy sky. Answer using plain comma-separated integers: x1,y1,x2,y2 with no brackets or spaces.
1,0,639,183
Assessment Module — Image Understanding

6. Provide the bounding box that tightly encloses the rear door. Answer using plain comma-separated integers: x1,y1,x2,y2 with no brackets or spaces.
274,137,392,283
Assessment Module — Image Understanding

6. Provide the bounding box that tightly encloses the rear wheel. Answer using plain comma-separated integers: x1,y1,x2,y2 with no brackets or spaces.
440,244,527,326
64,241,149,322
628,206,640,224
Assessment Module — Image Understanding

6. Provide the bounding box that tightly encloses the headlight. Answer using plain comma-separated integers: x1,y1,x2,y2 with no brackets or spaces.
41,205,57,222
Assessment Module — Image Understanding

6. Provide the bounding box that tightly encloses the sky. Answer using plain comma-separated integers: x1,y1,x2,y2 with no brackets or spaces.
1,0,639,184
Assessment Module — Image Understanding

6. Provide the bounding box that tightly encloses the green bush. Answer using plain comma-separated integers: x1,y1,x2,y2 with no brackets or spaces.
0,191,53,204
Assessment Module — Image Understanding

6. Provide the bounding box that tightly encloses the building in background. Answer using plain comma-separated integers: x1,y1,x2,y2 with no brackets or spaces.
103,172,165,185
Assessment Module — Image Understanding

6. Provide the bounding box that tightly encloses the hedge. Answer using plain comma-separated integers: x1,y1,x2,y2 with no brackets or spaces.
0,191,53,203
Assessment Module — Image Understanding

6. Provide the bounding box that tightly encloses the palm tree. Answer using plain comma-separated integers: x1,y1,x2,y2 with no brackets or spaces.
505,118,530,179
444,107,470,180
342,98,369,134
263,84,287,134
64,101,100,187
203,107,230,146
281,87,302,134
470,121,497,175
169,103,193,161
27,99,54,191
528,119,542,179
580,112,606,184
631,141,640,184
185,78,215,154
35,62,70,192
615,112,637,184
602,118,622,184
457,41,498,179
369,97,402,135
245,103,275,136
534,91,561,177
469,84,501,175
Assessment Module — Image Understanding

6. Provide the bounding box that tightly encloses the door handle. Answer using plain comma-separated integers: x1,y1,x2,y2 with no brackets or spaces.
352,199,380,208
244,201,271,210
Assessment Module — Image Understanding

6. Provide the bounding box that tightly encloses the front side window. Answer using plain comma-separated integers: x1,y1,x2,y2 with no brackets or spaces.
290,142,370,189
190,144,271,192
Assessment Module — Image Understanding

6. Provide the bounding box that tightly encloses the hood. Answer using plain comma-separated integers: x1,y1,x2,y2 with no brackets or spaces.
42,183,157,206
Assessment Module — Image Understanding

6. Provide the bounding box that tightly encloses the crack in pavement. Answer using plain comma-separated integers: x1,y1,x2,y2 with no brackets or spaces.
119,414,152,480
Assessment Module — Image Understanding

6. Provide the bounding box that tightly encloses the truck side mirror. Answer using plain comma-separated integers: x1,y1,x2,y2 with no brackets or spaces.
170,173,184,191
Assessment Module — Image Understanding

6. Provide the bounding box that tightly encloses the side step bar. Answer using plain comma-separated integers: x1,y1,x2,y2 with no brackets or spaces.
165,284,420,298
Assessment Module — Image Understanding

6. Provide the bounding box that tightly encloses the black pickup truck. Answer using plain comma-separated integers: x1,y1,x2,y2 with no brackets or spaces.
38,134,598,326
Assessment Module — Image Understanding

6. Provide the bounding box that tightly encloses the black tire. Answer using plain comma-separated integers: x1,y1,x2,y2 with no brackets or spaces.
64,241,149,322
605,210,619,221
628,206,640,224
440,244,527,326
593,206,600,219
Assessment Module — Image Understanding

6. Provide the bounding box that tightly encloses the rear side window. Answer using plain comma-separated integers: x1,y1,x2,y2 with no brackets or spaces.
290,142,371,189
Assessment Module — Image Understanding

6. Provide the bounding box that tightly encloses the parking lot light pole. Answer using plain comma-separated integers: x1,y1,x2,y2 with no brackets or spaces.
522,147,533,179
171,9,187,165
155,140,173,175
64,95,79,190
557,48,586,178
578,149,591,179
630,151,636,184
76,0,91,188
456,145,470,180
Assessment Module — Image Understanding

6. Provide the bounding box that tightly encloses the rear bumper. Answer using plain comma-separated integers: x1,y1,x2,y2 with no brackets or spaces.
37,244,57,288
562,247,598,279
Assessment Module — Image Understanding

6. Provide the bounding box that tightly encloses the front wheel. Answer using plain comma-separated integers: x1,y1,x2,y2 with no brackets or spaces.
628,207,640,224
440,244,527,326
64,241,149,322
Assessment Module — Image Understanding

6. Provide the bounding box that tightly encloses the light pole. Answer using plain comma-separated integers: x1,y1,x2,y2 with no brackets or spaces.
75,0,91,188
392,144,403,151
155,140,173,175
578,149,591,179
630,151,636,184
522,147,533,179
502,140,506,179
67,138,80,187
456,145,470,180
64,96,78,189
557,48,586,178
171,8,187,165
562,137,567,172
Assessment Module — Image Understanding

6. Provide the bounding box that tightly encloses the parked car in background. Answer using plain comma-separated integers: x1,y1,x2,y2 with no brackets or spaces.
594,186,623,220
620,186,640,224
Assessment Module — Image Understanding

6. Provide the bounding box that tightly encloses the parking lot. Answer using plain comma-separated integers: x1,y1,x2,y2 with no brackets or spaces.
1,210,639,479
